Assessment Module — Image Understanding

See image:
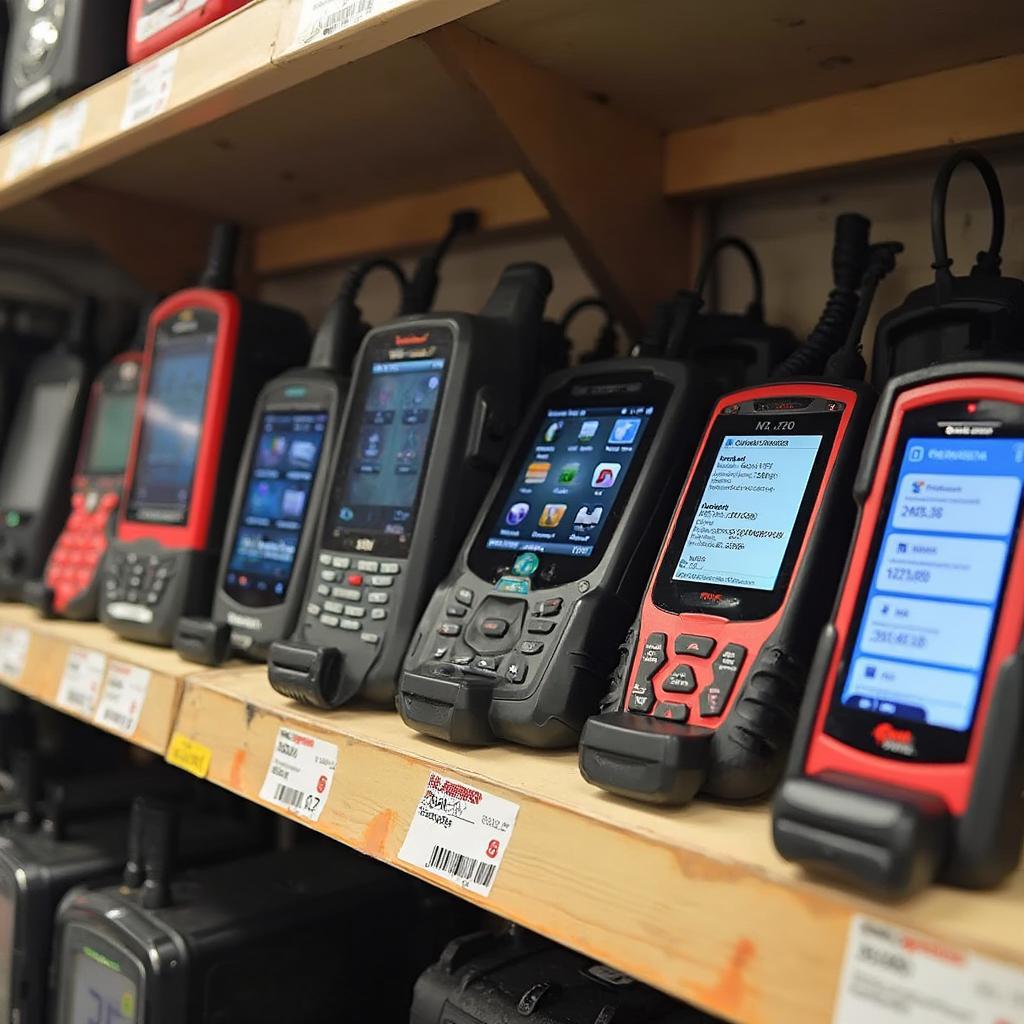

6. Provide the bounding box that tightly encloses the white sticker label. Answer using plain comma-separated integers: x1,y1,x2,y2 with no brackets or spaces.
94,661,150,736
41,99,88,166
0,626,30,681
121,50,178,129
834,915,1024,1023
56,648,106,715
398,772,519,897
134,0,207,43
292,0,406,48
4,126,45,183
258,727,337,823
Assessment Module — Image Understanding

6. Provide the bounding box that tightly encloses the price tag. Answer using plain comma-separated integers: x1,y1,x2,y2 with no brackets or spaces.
41,99,87,165
398,772,519,897
167,733,212,779
292,0,405,48
4,126,45,183
121,50,178,130
56,648,106,716
94,662,150,737
0,626,30,681
834,915,1024,1023
258,727,337,822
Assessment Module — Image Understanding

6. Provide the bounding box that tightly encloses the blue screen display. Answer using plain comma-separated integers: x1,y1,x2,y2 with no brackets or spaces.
225,410,329,602
673,434,822,590
839,436,1024,731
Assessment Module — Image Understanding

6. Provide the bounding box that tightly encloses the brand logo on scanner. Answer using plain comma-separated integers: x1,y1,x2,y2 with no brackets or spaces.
872,722,916,757
395,332,430,346
226,611,262,630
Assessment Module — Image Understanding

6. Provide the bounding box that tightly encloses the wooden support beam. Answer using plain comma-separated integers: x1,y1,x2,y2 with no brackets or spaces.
253,171,547,277
427,24,697,339
665,52,1024,198
44,184,216,293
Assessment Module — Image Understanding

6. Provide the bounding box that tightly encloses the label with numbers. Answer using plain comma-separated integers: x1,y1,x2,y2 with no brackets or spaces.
292,0,406,49
0,626,30,681
834,915,1024,1023
398,772,519,897
94,662,150,737
258,727,337,822
41,99,88,165
56,647,106,715
167,733,212,779
121,50,178,129
4,126,45,183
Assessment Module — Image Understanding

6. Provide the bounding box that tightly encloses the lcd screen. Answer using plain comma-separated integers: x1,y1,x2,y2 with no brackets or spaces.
83,392,137,477
125,330,215,525
482,404,656,559
324,355,447,556
0,380,76,510
672,434,823,591
224,409,330,606
838,435,1024,732
67,948,137,1024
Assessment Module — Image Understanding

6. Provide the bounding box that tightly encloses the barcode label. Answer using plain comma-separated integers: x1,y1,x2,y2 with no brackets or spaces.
41,99,87,165
399,772,519,897
94,661,150,737
259,727,337,823
292,0,406,48
121,50,178,129
56,648,106,716
0,626,30,681
4,127,44,183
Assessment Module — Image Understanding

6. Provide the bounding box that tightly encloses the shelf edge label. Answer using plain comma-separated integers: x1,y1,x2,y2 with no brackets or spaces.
41,99,88,166
259,726,337,822
56,647,106,716
834,914,1024,1023
291,0,407,51
121,50,179,130
94,661,151,737
167,733,212,778
4,126,45,183
0,626,30,681
398,771,519,898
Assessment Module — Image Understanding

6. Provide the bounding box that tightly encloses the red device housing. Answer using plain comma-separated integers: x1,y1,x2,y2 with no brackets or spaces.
127,0,250,64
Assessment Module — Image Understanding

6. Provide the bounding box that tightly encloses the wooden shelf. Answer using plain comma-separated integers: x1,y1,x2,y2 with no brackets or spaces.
0,609,1020,1021
0,0,1021,282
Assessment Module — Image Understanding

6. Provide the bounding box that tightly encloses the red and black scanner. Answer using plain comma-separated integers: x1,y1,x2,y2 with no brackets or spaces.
127,0,250,64
579,216,901,804
99,224,309,646
773,362,1024,897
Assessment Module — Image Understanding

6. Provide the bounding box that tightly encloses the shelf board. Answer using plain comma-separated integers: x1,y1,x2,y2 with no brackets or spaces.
0,604,189,754
172,661,1024,1024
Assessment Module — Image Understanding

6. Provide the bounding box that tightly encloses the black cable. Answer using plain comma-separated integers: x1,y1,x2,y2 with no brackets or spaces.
930,148,1004,284
401,209,479,315
560,297,618,362
693,236,765,319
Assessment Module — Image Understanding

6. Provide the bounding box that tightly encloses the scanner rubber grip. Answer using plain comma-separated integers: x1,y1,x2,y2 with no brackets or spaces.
267,639,346,709
174,616,232,667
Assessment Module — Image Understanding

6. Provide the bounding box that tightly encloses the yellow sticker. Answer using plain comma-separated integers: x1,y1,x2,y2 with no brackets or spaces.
167,733,212,779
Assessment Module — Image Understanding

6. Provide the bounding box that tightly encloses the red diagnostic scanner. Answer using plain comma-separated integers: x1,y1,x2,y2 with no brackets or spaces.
30,353,141,620
99,225,309,646
128,0,250,64
580,381,873,803
774,363,1024,897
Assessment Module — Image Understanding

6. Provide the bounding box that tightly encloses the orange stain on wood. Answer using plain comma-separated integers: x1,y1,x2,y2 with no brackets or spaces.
228,748,246,789
362,809,395,856
691,937,758,1019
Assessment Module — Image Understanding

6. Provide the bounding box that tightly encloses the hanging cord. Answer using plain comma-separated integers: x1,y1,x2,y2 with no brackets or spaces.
560,297,618,362
824,240,903,381
401,209,479,315
770,213,872,379
664,236,765,360
930,148,1004,292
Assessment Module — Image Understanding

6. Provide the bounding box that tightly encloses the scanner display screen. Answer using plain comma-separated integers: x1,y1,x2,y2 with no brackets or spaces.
84,392,138,477
68,949,137,1024
126,326,216,525
225,409,330,606
838,435,1024,733
0,380,76,510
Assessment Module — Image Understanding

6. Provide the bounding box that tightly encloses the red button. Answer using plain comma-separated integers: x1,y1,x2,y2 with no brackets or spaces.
347,573,364,586
100,493,119,509
71,494,85,509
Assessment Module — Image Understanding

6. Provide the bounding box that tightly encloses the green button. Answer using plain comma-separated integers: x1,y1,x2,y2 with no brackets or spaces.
513,552,540,576
4,512,20,528
496,576,530,595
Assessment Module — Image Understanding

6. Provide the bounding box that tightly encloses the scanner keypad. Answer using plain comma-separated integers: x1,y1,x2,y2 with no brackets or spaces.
312,550,400,644
47,490,118,609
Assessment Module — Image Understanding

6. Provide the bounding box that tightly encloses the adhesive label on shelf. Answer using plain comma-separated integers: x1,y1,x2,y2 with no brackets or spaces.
167,733,212,779
0,625,30,681
121,50,179,130
258,727,337,822
4,126,45,183
56,647,106,716
94,661,150,737
834,915,1024,1023
41,99,88,166
398,772,519,897
292,0,406,49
